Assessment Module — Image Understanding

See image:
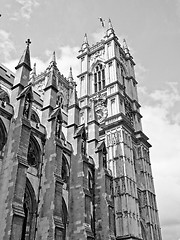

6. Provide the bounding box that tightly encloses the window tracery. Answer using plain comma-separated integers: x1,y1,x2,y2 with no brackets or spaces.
124,97,133,124
21,179,36,240
61,156,69,186
102,150,107,169
30,110,40,123
27,138,40,169
94,63,105,93
0,87,10,104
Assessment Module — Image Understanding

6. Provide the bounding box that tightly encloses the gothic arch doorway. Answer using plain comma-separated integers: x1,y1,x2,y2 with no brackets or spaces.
21,178,37,240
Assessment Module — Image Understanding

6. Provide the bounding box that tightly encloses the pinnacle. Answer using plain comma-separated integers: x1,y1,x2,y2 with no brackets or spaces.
15,39,32,71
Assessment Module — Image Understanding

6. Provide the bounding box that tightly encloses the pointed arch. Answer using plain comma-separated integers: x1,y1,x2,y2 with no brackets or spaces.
21,178,37,240
0,87,10,104
27,135,41,169
91,61,106,93
30,109,40,123
61,154,70,189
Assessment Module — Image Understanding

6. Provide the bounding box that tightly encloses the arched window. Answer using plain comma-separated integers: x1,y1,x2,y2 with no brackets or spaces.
88,170,93,195
61,155,70,188
102,149,107,169
27,137,40,169
21,179,37,240
30,110,40,123
0,87,10,106
62,198,68,240
81,130,87,155
94,63,105,93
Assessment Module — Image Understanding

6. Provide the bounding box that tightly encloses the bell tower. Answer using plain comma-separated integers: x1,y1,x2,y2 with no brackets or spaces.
77,19,162,240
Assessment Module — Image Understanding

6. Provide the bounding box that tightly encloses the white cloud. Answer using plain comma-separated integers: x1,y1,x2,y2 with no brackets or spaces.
91,28,106,43
139,83,180,240
4,45,80,84
12,0,40,20
0,30,15,62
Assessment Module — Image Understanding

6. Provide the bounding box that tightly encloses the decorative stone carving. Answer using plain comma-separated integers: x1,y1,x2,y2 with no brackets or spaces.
92,92,108,123
124,97,133,124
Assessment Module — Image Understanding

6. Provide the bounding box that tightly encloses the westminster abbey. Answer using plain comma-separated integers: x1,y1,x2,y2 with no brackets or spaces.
0,20,162,240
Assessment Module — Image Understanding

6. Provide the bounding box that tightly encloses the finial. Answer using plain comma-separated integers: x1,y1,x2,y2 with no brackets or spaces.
69,66,73,79
84,33,88,44
123,39,130,55
51,51,56,64
52,51,56,63
25,38,31,47
99,17,105,28
108,18,113,29
49,51,57,68
15,39,31,71
123,39,128,49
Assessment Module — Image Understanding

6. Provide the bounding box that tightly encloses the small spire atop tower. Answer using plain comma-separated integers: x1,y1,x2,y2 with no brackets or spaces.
69,81,78,107
108,18,113,29
81,33,89,51
68,66,73,81
15,38,32,71
123,39,129,52
83,33,88,45
49,51,57,68
123,39,132,59
106,19,115,38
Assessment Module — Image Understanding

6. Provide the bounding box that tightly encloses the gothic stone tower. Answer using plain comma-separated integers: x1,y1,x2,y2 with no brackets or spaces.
0,22,162,240
77,20,162,240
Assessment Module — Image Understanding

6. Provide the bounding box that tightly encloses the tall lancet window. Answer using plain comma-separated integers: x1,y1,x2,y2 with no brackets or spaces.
94,63,105,93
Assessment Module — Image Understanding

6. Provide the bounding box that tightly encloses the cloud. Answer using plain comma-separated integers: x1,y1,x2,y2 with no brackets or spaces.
176,0,180,19
139,83,180,240
0,30,15,62
91,28,106,43
4,45,80,83
11,0,40,20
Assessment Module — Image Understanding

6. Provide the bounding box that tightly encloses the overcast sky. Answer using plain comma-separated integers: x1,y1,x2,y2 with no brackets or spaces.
1,0,180,239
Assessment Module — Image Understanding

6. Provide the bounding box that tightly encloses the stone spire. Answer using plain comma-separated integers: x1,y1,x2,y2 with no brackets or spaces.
49,51,57,68
123,39,131,58
106,19,115,38
81,33,89,51
45,66,57,91
68,66,73,82
123,39,129,53
45,51,58,91
69,81,78,107
15,39,32,71
108,18,113,29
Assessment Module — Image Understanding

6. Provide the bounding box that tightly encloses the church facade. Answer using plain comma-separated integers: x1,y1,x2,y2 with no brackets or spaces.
0,21,162,240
